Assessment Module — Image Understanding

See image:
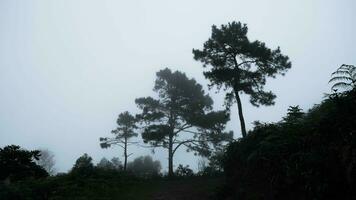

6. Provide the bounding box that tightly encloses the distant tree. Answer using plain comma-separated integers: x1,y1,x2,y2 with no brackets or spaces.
71,153,94,176
111,157,123,170
329,64,356,92
197,157,208,172
127,155,161,176
175,164,194,177
96,157,115,170
135,68,232,176
100,111,138,171
0,145,48,182
36,149,56,175
193,21,291,137
283,105,304,122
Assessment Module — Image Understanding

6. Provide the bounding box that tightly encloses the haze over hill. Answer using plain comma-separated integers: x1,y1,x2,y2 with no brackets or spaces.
0,0,355,173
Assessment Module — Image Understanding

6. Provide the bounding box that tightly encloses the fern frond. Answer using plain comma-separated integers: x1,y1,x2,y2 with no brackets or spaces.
331,70,351,76
329,76,352,83
331,82,352,90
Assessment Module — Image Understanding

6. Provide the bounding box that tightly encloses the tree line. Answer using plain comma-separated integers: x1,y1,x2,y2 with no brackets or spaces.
1,20,354,199
100,21,291,176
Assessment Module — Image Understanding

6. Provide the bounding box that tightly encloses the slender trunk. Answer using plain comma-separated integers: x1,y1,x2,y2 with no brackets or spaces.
232,57,247,137
168,133,174,176
234,90,247,137
124,137,127,171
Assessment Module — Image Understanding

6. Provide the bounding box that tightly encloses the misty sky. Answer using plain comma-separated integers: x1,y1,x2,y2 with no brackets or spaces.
0,0,355,173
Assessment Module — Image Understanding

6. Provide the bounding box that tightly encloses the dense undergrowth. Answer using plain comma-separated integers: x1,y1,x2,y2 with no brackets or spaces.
220,89,356,200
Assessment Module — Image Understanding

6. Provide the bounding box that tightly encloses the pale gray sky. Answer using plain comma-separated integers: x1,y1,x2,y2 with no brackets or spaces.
0,0,355,173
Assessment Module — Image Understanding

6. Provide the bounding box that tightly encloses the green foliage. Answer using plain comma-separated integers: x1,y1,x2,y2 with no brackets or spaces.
97,157,123,170
0,145,48,182
135,68,232,175
127,155,161,177
100,111,138,170
282,105,304,123
221,89,356,199
71,153,94,177
193,21,291,137
100,111,138,148
175,164,194,177
0,171,223,200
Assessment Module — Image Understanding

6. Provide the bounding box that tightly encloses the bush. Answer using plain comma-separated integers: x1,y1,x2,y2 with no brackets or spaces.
127,155,161,177
221,89,356,199
70,153,94,177
0,145,48,183
175,164,194,177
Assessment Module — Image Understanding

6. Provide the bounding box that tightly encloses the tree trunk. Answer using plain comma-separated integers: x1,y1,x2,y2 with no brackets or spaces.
124,137,127,171
168,133,174,176
234,90,247,137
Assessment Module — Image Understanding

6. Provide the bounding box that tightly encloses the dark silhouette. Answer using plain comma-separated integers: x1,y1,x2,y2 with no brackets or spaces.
282,105,304,122
96,157,123,170
193,21,291,137
221,88,356,199
71,153,94,176
175,164,194,177
0,145,48,183
100,111,138,171
135,68,232,176
127,155,161,176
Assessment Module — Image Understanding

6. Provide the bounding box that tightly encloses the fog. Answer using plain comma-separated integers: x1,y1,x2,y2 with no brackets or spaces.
0,0,355,173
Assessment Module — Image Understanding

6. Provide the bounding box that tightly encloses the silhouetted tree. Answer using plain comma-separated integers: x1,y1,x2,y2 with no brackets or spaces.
135,68,232,176
100,111,138,171
111,157,123,170
0,145,48,182
329,64,355,92
36,149,56,175
96,157,115,170
127,155,161,176
175,164,194,177
71,153,94,176
193,21,291,137
283,105,304,122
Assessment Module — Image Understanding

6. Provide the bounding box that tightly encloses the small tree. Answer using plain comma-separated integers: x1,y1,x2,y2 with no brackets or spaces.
111,157,123,170
135,68,232,176
100,111,138,171
36,149,56,175
71,153,94,176
96,157,115,170
283,105,304,122
193,21,291,137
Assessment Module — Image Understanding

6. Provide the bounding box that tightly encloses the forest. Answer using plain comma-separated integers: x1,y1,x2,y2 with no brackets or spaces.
1,9,355,200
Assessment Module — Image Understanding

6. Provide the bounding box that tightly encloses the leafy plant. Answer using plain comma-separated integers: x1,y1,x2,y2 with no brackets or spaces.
329,64,356,92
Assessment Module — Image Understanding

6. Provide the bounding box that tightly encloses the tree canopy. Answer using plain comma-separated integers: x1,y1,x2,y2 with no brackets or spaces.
71,153,94,176
0,145,48,182
193,21,291,137
135,68,232,176
100,111,138,170
127,155,161,176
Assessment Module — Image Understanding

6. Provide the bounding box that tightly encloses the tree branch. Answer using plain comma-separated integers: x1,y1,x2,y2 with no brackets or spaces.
174,124,193,134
